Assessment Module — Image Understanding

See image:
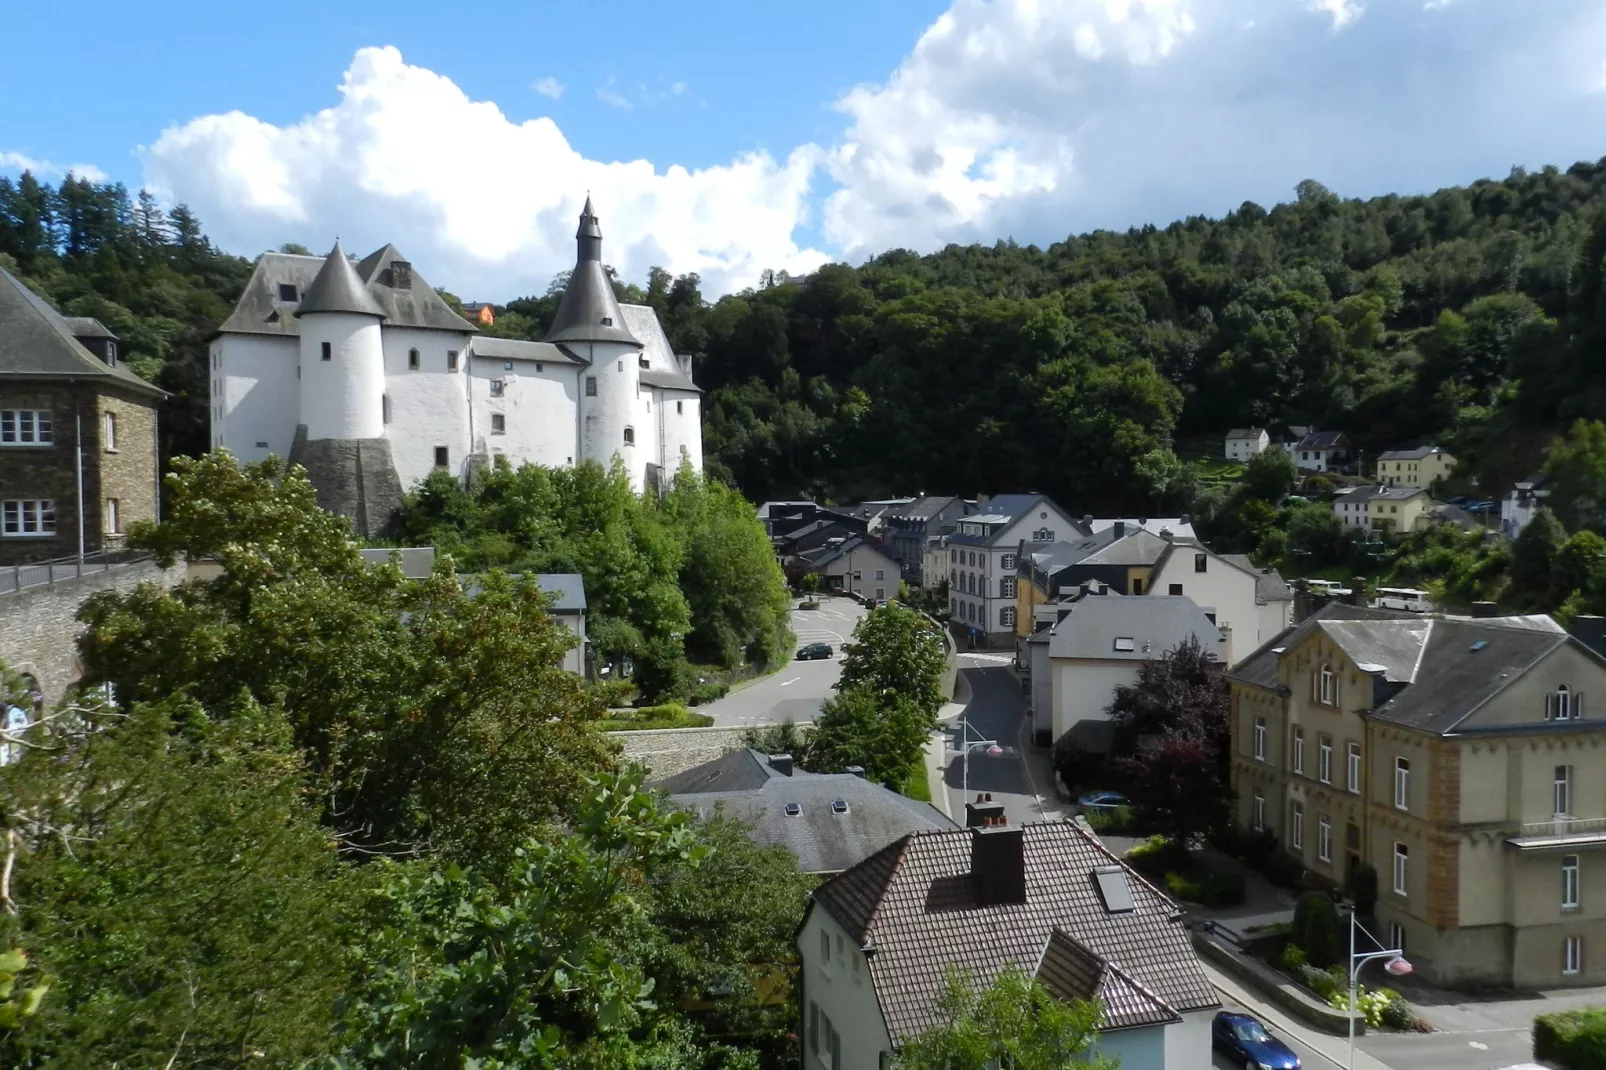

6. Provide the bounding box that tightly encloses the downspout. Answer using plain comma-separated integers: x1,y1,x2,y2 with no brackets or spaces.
464,343,474,475
75,390,85,562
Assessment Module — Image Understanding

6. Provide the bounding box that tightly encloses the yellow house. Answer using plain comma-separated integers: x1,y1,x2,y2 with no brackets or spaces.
1333,486,1433,534
1377,446,1456,490
1228,604,1606,989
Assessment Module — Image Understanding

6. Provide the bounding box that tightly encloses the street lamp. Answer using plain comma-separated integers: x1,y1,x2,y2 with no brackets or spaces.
1345,908,1411,1070
949,716,1000,797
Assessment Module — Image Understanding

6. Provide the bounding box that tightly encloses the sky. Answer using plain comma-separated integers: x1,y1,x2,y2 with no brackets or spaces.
2,0,1605,301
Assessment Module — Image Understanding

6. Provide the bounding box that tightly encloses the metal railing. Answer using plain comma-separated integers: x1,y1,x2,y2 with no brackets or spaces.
0,549,153,597
1512,816,1606,839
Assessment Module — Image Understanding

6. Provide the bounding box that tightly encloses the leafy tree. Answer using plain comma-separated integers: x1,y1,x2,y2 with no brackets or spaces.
890,966,1112,1070
835,604,949,721
1290,892,1344,970
810,686,932,786
1544,419,1606,531
1241,444,1298,502
1509,507,1567,608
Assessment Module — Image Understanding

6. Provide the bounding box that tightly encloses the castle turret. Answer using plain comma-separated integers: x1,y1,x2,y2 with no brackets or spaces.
545,198,648,489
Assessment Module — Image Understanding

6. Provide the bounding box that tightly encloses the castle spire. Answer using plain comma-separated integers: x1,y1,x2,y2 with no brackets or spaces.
296,240,387,319
542,196,641,349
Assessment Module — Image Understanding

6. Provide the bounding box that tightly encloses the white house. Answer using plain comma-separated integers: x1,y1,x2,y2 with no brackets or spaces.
210,199,702,535
1289,430,1351,473
1224,428,1270,462
1501,475,1549,539
797,814,1219,1070
1047,593,1225,746
949,493,1078,648
1144,539,1292,665
798,535,901,600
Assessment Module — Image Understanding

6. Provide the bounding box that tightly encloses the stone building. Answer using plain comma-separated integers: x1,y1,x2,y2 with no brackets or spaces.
0,265,164,565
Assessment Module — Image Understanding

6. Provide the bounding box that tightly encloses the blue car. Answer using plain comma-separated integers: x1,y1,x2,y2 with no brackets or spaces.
1076,790,1128,813
1212,1011,1300,1070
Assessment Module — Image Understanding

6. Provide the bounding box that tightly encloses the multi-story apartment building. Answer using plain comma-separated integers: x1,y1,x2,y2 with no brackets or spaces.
884,495,972,585
1228,603,1606,988
947,494,1076,649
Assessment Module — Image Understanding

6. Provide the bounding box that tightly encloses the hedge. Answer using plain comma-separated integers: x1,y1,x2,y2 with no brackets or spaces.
1535,1008,1606,1070
598,704,715,731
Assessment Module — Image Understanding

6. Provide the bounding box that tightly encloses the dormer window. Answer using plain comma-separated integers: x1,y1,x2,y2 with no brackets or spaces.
601,316,613,327
639,356,650,369
277,283,298,302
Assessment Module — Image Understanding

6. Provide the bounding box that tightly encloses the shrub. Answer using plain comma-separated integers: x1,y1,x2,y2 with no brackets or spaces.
1351,861,1379,917
1291,892,1342,969
1165,870,1247,908
597,704,714,731
1380,992,1415,1031
1084,805,1137,835
1278,943,1307,973
1535,1007,1606,1070
1328,984,1413,1030
688,681,730,706
1124,836,1179,880
1301,964,1341,1001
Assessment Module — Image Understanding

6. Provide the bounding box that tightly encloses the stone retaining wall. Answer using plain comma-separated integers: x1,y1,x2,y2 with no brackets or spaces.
616,724,804,778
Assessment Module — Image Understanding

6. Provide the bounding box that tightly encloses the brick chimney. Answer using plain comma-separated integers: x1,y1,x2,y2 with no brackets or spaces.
768,753,795,776
965,799,1007,827
1112,520,1126,538
970,824,1027,906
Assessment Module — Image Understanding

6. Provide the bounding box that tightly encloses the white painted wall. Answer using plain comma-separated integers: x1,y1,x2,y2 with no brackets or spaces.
1092,1023,1167,1068
299,311,386,440
576,340,645,490
1051,659,1140,742
1225,432,1267,462
216,335,299,464
797,906,892,1070
1164,1010,1212,1069
1148,552,1274,664
659,392,702,474
383,327,472,488
469,355,582,473
555,611,585,676
1029,638,1053,740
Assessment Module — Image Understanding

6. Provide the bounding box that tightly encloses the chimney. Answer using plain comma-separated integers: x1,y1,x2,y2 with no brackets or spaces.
1180,513,1192,527
1472,601,1499,619
1293,579,1312,624
965,800,1007,828
1572,615,1606,656
1113,520,1126,538
1348,577,1368,607
845,764,867,778
970,825,1027,906
391,260,413,289
1082,515,1093,531
978,494,991,509
768,753,795,776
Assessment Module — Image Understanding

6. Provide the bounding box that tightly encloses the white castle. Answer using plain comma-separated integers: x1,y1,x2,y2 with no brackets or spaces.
210,199,703,533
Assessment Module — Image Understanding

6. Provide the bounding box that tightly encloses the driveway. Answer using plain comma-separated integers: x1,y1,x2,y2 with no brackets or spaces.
701,595,867,726
940,661,1073,826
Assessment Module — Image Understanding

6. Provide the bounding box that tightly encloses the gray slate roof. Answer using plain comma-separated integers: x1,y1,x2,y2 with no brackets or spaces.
296,240,389,319
62,316,116,340
470,336,580,364
619,303,700,392
544,199,642,349
354,244,483,332
0,265,165,397
220,246,475,337
1047,595,1224,662
1222,554,1295,604
1378,445,1448,461
459,571,586,612
1340,485,1429,504
1295,430,1350,449
811,821,1217,1042
654,748,782,794
1225,428,1266,440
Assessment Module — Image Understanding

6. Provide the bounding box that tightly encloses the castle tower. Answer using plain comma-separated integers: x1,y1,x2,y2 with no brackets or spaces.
288,241,403,535
544,198,647,490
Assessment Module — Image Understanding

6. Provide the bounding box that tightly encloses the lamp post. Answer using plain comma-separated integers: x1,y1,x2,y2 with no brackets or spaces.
1346,908,1411,1070
950,716,1002,798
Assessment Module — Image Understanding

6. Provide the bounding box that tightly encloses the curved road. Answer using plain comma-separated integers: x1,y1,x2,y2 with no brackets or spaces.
941,661,1071,826
702,596,868,726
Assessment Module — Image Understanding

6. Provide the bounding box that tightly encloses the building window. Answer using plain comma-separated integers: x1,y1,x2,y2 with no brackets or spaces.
1168,583,1183,596
1253,792,1265,831
969,551,976,567
320,341,332,361
1318,815,1332,862
1292,725,1305,775
104,498,119,535
1319,736,1333,784
0,409,52,445
1318,664,1336,705
1001,606,1015,627
623,427,635,446
1394,757,1410,810
1291,802,1304,850
1565,936,1583,976
1549,686,1575,721
1556,765,1573,817
1253,717,1267,761
1001,553,1016,570
874,569,885,580
408,348,420,370
1,500,55,537
950,598,957,615
1393,842,1409,896
676,400,683,414
491,413,506,434
103,411,117,451
1389,922,1406,953
950,549,957,563
1194,552,1208,573
434,447,448,468
447,351,460,372
1132,578,1144,594
820,928,830,965
1001,577,1016,598
490,379,506,397
1347,742,1361,793
586,376,598,397
1564,854,1581,910
536,363,544,373
277,283,299,302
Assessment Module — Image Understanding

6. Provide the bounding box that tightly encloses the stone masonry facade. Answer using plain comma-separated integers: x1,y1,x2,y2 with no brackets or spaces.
0,382,159,564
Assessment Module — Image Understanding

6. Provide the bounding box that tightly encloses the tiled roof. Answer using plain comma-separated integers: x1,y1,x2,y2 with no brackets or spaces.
0,264,165,397
1221,554,1294,604
296,241,390,318
1036,929,1182,1031
620,303,700,392
812,821,1216,1041
1295,430,1350,449
62,316,116,339
1225,603,1407,690
653,748,780,794
218,247,475,337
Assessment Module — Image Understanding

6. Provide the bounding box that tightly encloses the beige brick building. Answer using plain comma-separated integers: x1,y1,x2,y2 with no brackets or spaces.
1228,603,1606,989
0,266,164,565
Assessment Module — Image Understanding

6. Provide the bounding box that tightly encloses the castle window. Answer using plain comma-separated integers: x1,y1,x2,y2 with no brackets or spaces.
617,360,623,372
434,447,448,468
623,427,636,446
491,414,506,435
408,348,419,370
490,380,506,397
103,412,117,451
586,377,598,397
321,342,332,361
277,283,298,302
639,356,650,369
447,351,460,372
503,361,514,371
536,363,544,373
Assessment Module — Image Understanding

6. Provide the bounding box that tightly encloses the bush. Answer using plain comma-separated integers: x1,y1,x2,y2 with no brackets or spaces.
1379,991,1415,1031
597,704,714,731
1535,1007,1606,1070
1084,805,1138,835
1124,836,1180,879
688,681,730,706
1278,943,1307,973
1351,861,1379,917
1291,892,1343,969
1163,870,1248,909
1302,964,1342,1001
1328,984,1414,1030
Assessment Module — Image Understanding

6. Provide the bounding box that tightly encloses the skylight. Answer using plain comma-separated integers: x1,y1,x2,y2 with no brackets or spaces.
1093,866,1135,914
784,803,802,817
1113,637,1136,652
831,799,849,814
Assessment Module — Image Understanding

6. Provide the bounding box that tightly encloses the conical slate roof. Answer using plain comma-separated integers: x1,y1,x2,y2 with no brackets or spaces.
296,240,388,319
543,198,641,349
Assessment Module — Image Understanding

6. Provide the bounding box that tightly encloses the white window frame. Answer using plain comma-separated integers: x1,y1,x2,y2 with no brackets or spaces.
1556,686,1573,721
1253,792,1265,831
1318,664,1336,705
1347,742,1362,794
1292,725,1305,775
1389,922,1406,953
1556,765,1573,818
1,499,56,537
1564,936,1583,976
1394,757,1410,811
1001,553,1016,570
1564,854,1580,910
0,409,52,446
104,498,119,535
1393,842,1408,896
1001,576,1016,598
1318,815,1332,862
1319,736,1333,784
1001,606,1015,627
874,569,885,581
103,410,117,451
1253,717,1267,762
1291,802,1304,850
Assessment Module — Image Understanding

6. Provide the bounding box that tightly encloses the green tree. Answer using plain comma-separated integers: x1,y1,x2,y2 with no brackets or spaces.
1290,892,1343,970
1241,445,1298,502
1509,508,1567,608
1544,419,1606,531
890,966,1111,1070
835,604,949,720
810,686,932,786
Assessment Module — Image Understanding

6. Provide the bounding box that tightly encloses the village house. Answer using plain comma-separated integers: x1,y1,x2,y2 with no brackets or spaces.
796,535,900,600
1332,485,1433,533
1376,445,1456,490
883,495,972,585
1502,475,1549,539
947,494,1078,649
1144,538,1293,664
1228,604,1606,988
1289,430,1352,473
1225,427,1270,461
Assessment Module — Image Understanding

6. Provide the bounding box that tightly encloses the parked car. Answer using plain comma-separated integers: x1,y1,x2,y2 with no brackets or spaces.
1076,790,1128,814
1211,1011,1300,1070
796,642,834,661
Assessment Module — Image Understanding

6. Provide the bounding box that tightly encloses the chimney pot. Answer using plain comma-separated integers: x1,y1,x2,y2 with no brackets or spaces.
768,753,795,776
965,800,1006,828
1113,520,1126,538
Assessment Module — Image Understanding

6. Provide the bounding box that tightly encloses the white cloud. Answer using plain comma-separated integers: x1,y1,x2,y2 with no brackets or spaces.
143,47,825,299
596,82,632,110
531,76,564,100
0,151,109,183
1307,0,1363,29
1596,58,1606,93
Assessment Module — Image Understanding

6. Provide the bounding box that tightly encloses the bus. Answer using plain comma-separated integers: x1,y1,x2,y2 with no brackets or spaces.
1375,587,1432,613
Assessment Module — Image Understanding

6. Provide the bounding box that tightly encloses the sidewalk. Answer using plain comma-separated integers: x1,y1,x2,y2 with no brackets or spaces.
1205,959,1393,1070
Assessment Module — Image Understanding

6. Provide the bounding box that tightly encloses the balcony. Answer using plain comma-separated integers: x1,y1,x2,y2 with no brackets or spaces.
1506,816,1606,850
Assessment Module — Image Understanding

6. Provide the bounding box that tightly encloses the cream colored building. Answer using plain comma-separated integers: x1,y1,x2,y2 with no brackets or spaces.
1228,604,1606,988
1332,485,1433,534
1377,445,1456,490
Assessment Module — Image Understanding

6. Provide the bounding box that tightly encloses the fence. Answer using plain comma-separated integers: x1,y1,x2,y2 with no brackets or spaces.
0,550,154,597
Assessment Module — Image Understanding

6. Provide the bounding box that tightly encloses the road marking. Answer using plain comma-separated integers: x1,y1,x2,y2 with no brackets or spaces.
1468,1041,1488,1050
779,677,801,687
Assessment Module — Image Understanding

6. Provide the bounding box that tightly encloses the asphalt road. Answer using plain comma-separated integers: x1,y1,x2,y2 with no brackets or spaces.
702,596,867,726
1211,995,1326,1070
941,661,1069,826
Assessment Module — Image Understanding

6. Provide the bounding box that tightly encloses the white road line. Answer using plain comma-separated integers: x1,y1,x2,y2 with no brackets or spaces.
779,677,801,687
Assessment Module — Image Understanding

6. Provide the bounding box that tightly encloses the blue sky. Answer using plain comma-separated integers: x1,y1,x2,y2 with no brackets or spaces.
3,0,1605,299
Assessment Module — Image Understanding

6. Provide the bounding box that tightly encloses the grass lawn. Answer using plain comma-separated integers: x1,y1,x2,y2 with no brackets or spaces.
897,761,932,802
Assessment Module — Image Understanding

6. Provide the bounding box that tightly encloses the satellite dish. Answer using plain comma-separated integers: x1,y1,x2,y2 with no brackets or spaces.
1384,957,1413,977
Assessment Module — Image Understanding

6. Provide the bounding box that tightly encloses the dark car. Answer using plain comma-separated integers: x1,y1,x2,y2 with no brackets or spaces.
1076,790,1128,814
796,642,833,661
1212,1011,1300,1070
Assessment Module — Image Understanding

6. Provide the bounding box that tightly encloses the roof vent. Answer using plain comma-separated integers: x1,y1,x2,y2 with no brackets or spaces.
1093,866,1135,914
783,802,802,817
768,753,795,776
845,765,866,778
1114,637,1135,652
831,799,849,814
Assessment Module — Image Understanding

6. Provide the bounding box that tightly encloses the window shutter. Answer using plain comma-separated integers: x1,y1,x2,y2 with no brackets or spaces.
1578,692,1585,720
1545,693,1554,720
